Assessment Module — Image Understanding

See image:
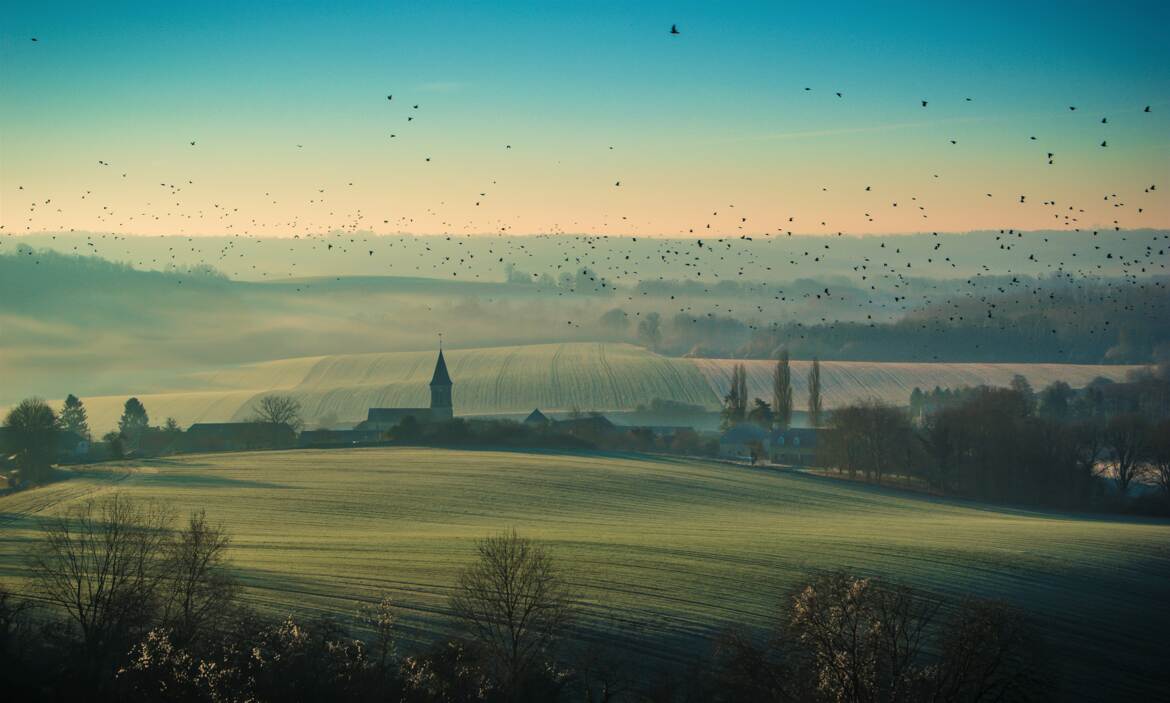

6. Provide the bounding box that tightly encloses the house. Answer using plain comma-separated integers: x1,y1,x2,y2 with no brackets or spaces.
629,425,693,440
357,349,454,432
298,429,386,448
717,423,769,460
56,431,91,461
523,408,550,426
553,415,617,438
184,422,296,452
0,427,90,462
769,427,821,466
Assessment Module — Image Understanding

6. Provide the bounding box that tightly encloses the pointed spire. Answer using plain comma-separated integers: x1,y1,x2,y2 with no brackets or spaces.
430,348,452,386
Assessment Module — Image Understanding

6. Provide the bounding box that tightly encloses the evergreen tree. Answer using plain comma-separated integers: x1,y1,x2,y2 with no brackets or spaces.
58,394,91,440
721,364,749,429
808,358,823,427
909,387,925,423
119,397,150,446
773,349,793,430
748,398,773,427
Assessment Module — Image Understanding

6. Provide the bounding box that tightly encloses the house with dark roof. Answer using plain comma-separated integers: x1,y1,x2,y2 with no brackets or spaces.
298,429,386,448
184,422,296,452
768,427,821,466
357,349,454,432
0,427,91,462
553,414,617,438
718,423,769,460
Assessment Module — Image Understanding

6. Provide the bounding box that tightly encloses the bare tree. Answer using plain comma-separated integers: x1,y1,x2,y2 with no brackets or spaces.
0,584,33,658
357,592,399,673
449,529,574,695
1102,414,1150,496
251,394,304,432
1149,420,1170,496
932,598,1047,702
29,494,172,675
161,509,236,646
788,572,937,703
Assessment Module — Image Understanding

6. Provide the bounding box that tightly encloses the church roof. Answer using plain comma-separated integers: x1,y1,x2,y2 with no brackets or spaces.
430,350,452,386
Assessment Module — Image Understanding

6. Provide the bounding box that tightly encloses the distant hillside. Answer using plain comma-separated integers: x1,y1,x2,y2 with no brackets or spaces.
37,342,1139,435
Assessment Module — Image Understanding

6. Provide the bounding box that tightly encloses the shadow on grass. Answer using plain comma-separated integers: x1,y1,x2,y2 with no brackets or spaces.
134,472,296,491
786,468,1170,526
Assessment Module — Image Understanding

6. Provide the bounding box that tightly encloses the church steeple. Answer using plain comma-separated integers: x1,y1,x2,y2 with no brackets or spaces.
429,348,453,419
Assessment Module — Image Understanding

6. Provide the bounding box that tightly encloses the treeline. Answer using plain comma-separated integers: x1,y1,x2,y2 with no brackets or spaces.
0,245,227,309
1,394,301,488
2,394,722,492
604,276,1170,364
0,495,1051,702
824,371,1170,513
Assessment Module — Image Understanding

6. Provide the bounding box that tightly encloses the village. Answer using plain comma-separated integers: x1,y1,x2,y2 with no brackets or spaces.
1,348,823,490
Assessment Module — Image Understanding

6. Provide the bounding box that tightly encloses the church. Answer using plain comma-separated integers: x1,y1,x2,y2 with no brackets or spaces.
356,349,454,432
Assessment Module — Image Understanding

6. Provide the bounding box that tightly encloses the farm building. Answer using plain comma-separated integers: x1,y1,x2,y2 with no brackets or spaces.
357,349,454,431
553,414,618,438
0,427,90,461
718,423,769,460
184,422,296,452
769,427,820,466
628,425,694,440
298,429,386,448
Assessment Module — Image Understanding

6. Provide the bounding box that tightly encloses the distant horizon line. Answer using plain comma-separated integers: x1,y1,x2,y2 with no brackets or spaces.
7,226,1167,241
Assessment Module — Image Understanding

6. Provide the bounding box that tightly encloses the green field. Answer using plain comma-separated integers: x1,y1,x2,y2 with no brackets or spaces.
31,342,1139,433
1,448,1167,699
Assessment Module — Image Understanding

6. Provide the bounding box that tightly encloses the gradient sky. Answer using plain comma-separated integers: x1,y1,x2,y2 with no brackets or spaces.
1,1,1168,237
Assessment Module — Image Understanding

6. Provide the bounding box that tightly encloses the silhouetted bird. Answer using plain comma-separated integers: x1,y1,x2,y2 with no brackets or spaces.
670,24,680,35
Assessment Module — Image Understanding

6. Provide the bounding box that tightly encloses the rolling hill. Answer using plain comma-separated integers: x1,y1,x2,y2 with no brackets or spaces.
0,448,1166,700
37,343,1140,433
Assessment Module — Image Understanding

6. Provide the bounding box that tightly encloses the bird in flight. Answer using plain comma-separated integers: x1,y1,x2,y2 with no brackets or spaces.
670,24,680,35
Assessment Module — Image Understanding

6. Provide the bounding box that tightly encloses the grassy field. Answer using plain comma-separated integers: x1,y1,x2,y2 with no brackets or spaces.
0,448,1166,699
36,342,1139,433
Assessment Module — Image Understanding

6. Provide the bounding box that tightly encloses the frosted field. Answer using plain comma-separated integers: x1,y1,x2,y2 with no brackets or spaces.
0,447,1166,700
34,342,1139,432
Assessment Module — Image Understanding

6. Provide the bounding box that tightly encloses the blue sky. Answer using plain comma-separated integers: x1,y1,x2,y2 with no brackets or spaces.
1,1,1167,235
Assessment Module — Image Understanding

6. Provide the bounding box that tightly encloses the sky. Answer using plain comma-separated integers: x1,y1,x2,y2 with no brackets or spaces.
1,1,1168,237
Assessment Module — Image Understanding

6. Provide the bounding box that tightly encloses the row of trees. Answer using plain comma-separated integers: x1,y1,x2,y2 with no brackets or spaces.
909,370,1170,425
1,498,1049,701
721,353,823,430
826,378,1170,511
3,394,306,487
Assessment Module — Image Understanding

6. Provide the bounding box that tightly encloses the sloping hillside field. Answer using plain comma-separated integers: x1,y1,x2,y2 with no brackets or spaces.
52,343,1139,432
0,448,1166,699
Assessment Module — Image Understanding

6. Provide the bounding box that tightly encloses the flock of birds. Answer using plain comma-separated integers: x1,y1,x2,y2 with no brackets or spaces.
4,25,1167,359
